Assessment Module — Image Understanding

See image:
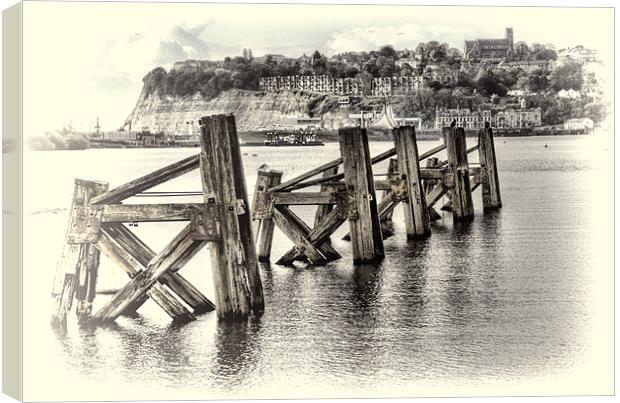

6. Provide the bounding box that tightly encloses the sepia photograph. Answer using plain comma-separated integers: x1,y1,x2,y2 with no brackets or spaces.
2,0,614,401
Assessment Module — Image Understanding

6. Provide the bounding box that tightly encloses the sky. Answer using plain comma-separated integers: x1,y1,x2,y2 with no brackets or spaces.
20,1,614,136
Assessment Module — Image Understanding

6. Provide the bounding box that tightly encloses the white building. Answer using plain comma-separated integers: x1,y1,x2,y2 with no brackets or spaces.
564,118,594,131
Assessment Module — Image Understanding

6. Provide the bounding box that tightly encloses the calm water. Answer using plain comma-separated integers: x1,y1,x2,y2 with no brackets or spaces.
22,134,613,400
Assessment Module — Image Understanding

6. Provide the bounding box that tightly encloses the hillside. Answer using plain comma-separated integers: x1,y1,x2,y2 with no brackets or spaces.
124,87,405,134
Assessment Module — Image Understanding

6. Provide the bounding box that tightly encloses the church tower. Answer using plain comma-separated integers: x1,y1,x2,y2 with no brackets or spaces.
506,27,514,50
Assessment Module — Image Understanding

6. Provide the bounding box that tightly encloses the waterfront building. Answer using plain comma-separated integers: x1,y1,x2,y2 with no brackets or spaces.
495,107,542,128
434,107,492,129
464,28,514,61
564,117,594,131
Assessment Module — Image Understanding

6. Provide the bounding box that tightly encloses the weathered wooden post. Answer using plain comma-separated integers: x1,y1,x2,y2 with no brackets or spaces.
379,158,398,234
443,127,474,222
200,114,264,319
393,126,431,239
51,179,108,328
478,124,502,211
423,157,442,221
252,166,282,262
339,127,384,263
314,166,339,228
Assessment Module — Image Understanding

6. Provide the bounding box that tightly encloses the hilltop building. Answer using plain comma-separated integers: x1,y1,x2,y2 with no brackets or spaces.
464,28,514,61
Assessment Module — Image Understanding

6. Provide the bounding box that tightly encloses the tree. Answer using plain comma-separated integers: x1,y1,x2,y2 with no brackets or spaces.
549,61,583,91
584,101,606,124
514,41,530,61
379,45,397,59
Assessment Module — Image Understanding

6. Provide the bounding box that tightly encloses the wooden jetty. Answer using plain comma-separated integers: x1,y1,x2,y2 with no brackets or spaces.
252,124,502,265
51,115,263,330
51,113,502,329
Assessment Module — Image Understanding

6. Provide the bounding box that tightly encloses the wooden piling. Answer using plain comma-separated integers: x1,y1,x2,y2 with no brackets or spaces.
253,167,283,262
478,126,502,211
443,127,474,222
51,179,108,328
339,127,384,263
424,157,442,221
314,166,339,228
393,126,430,239
199,114,264,319
380,158,398,234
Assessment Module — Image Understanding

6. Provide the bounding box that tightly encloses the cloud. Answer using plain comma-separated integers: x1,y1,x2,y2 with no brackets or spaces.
153,23,211,65
326,24,475,54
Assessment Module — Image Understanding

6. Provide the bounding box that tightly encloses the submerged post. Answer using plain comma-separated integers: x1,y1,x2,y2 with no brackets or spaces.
200,114,264,319
253,166,282,262
379,158,398,234
393,126,430,239
443,127,474,222
51,179,108,328
339,127,384,263
478,124,502,211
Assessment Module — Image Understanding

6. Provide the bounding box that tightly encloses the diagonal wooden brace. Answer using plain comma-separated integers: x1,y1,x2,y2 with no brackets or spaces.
102,223,215,314
277,206,346,265
271,206,329,265
92,224,205,323
95,229,196,322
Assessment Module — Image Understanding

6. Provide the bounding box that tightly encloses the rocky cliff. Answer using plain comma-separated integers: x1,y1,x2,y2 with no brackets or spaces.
124,87,365,134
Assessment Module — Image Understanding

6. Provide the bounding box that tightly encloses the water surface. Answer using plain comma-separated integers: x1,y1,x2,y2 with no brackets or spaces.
22,134,613,400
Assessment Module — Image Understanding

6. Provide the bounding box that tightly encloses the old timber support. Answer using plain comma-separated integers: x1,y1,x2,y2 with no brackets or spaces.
51,114,262,331
339,127,385,263
443,127,475,222
478,125,502,211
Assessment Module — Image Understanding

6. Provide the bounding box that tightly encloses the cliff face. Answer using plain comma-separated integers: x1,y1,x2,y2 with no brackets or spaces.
125,88,360,134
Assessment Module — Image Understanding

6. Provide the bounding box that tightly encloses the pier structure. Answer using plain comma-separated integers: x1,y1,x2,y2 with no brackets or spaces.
51,115,263,330
51,113,502,329
252,124,502,265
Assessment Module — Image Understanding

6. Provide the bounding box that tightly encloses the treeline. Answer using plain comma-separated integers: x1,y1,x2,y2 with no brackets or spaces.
28,131,89,151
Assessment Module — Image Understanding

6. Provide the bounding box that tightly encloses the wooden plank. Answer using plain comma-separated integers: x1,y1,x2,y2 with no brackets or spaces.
102,223,215,313
92,224,204,322
269,158,343,192
278,207,345,264
95,229,196,322
52,179,108,328
419,143,446,160
426,184,449,207
478,126,502,211
272,206,328,265
90,154,200,205
443,127,474,222
200,114,264,319
339,127,384,263
253,167,282,262
314,166,339,228
101,203,204,222
282,147,398,191
273,192,339,205
419,168,446,180
394,126,430,239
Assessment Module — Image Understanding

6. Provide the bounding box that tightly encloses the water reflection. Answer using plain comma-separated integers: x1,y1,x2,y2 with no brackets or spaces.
213,317,262,385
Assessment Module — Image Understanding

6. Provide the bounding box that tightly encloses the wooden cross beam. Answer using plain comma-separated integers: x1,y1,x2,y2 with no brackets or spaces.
276,206,345,265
